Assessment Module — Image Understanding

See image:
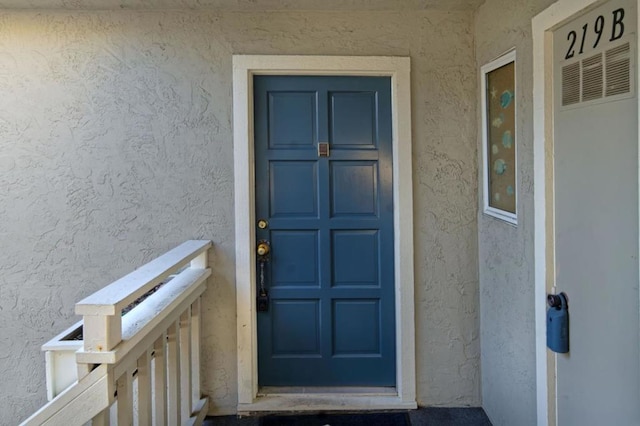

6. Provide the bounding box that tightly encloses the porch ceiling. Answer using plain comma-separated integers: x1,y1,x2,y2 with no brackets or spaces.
0,0,484,11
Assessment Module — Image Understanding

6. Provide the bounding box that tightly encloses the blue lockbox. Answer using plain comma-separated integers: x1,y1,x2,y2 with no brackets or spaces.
547,293,569,353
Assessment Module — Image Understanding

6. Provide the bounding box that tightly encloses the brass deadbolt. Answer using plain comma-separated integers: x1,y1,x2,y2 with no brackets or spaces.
257,242,270,256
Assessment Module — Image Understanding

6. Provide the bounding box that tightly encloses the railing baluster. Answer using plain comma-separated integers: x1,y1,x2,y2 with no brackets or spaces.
191,297,202,411
116,370,133,425
137,350,152,424
153,334,167,426
180,307,193,421
166,322,181,425
91,407,110,426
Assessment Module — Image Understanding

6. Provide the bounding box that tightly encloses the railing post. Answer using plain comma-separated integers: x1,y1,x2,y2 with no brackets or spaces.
190,249,208,269
191,298,202,411
189,243,207,415
82,314,122,352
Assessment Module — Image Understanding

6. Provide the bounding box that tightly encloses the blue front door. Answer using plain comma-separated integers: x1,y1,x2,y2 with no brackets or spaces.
254,76,395,386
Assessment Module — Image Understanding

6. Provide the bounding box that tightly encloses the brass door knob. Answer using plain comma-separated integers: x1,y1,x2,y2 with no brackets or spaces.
257,242,270,256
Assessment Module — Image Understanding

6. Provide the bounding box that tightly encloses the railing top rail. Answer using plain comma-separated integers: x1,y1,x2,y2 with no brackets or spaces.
41,320,83,351
76,267,210,366
76,240,211,316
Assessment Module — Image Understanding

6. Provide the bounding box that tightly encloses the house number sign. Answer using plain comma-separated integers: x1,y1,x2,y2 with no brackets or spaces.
564,6,626,60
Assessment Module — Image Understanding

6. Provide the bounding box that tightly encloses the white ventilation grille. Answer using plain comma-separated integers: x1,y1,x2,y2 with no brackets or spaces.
582,54,603,102
561,41,632,107
606,43,631,97
562,62,580,106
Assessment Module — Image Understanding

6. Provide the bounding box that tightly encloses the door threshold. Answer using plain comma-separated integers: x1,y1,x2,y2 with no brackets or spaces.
237,388,417,414
259,386,398,396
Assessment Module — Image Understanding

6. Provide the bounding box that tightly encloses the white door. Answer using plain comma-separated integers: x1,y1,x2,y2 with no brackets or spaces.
553,0,640,424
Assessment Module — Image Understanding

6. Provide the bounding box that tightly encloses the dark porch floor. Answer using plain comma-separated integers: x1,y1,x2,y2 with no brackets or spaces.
204,408,492,425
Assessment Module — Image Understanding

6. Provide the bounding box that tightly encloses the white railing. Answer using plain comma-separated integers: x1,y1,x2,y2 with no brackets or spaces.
20,240,212,426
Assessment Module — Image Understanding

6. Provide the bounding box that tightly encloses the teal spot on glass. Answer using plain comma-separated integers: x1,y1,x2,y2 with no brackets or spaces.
507,185,514,196
500,90,513,108
502,131,513,148
494,159,507,175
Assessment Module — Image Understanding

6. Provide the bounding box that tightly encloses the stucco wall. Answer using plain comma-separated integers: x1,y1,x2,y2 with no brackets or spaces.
474,1,556,425
0,9,479,424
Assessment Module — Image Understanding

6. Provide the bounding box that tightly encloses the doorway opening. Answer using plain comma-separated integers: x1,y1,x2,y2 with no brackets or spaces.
232,55,416,413
533,1,640,424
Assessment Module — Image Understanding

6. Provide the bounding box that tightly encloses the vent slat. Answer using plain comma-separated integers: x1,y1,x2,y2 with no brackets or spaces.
582,53,603,102
562,62,581,106
606,42,631,97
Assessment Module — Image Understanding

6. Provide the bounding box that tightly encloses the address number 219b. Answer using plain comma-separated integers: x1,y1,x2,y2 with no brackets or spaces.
565,7,626,60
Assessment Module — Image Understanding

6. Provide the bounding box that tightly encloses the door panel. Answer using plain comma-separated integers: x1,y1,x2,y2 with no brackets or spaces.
271,300,321,356
553,0,640,423
270,231,319,287
332,230,379,287
331,162,379,216
268,91,317,148
270,162,318,217
333,299,381,355
330,91,377,147
254,75,395,386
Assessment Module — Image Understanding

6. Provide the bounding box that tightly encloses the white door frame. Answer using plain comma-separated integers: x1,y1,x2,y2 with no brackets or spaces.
232,55,417,413
533,1,640,424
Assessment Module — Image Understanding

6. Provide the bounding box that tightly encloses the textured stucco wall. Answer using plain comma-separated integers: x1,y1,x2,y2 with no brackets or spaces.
474,1,556,425
0,9,479,424
0,0,485,10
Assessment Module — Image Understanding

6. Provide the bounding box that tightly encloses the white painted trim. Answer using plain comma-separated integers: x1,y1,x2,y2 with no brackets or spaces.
637,4,640,421
232,55,416,411
533,1,618,425
480,49,518,225
237,394,417,414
